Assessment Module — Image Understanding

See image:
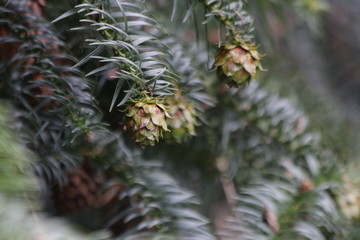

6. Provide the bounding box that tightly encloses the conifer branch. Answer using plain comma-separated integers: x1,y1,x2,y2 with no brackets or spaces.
0,102,108,239
214,83,346,239
199,0,254,43
0,0,102,183
58,0,181,110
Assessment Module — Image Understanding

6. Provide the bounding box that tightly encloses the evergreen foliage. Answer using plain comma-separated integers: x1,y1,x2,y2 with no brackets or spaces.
0,0,358,239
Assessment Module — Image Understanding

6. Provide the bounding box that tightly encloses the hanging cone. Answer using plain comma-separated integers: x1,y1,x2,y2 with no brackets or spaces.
123,94,171,147
214,42,264,88
165,93,198,143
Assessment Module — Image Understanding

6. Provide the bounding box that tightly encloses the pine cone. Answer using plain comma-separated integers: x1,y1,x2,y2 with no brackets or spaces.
214,42,264,88
165,94,197,143
53,165,102,214
123,95,170,147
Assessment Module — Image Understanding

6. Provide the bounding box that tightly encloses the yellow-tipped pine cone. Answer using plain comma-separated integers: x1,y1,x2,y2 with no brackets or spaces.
123,95,170,147
214,43,264,88
166,95,197,143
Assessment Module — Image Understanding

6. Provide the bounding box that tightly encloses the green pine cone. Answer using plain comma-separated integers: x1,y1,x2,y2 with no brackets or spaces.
123,95,170,147
214,42,264,88
165,95,197,143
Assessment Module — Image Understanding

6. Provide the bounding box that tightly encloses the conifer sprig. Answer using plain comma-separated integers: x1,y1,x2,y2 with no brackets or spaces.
0,0,101,182
0,103,107,240
214,83,346,239
197,0,265,87
55,0,180,111
200,0,255,43
85,134,217,239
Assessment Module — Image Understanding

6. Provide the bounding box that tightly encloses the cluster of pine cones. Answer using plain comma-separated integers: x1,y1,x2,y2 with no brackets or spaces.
121,40,263,147
122,92,197,147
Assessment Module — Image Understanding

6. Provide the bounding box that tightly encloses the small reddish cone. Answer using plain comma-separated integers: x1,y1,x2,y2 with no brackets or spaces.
300,178,314,193
262,207,280,233
53,165,103,214
53,164,123,215
214,42,264,88
123,94,170,147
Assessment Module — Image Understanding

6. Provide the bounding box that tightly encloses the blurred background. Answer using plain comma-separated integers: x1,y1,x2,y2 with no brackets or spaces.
248,0,360,160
